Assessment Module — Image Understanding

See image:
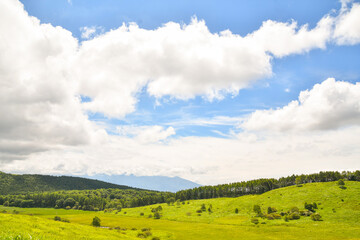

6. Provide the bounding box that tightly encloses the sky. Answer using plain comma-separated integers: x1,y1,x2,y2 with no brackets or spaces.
0,0,359,185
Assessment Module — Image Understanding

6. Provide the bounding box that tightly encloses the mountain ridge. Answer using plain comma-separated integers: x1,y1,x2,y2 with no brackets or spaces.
0,171,140,194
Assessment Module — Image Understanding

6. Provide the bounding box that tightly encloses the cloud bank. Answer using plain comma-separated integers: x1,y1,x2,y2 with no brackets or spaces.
0,0,360,183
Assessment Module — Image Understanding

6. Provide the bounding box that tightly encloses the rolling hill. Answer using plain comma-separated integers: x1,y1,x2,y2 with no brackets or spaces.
0,171,139,194
0,180,359,239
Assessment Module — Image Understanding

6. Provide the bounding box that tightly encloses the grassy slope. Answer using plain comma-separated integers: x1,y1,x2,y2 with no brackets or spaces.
0,181,359,240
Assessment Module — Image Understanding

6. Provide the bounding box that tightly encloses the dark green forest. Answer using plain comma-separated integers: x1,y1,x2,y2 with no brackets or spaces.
0,171,359,211
174,170,360,200
0,171,137,194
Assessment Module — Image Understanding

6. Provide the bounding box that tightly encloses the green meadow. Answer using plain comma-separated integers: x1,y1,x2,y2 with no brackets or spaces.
1,181,359,239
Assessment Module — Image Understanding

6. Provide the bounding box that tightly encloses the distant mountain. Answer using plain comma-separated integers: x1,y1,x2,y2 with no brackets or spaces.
81,174,201,192
0,171,137,194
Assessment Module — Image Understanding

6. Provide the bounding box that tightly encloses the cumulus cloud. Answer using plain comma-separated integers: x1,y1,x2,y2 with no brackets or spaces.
1,0,360,183
0,0,98,160
74,15,336,117
2,127,360,185
241,78,360,132
334,2,360,45
247,16,333,58
117,125,175,143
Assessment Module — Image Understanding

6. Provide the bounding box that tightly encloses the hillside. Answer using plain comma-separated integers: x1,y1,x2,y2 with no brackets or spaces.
0,181,359,239
0,171,138,194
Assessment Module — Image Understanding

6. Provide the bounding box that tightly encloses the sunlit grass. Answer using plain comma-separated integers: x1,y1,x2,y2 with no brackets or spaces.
1,181,359,239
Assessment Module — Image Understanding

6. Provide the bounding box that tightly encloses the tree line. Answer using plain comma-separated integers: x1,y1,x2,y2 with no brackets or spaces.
0,170,358,210
0,188,173,210
174,171,360,201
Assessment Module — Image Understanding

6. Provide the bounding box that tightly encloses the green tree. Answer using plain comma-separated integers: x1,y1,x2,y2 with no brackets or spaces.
92,216,101,227
253,205,261,214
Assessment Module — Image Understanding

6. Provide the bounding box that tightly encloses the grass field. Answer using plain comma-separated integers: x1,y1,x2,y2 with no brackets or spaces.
1,181,359,239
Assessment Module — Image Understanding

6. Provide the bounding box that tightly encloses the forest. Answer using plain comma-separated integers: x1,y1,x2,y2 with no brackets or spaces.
0,170,359,211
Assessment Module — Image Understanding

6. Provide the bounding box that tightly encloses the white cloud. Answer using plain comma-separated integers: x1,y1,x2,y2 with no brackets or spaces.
1,0,360,184
247,16,333,58
2,127,360,185
116,125,175,143
0,0,99,160
334,2,360,45
241,78,360,132
80,26,104,40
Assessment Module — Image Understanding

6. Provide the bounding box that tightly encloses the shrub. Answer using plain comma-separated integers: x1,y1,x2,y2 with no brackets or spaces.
153,212,161,219
201,204,206,212
92,216,101,227
196,209,202,213
235,208,239,214
338,179,345,186
144,231,152,237
339,185,347,190
267,207,277,214
142,228,151,232
253,205,261,214
152,237,160,240
311,213,322,221
289,212,300,220
140,212,144,216
251,218,259,225
284,215,289,222
137,233,147,238
148,214,153,218
54,216,61,221
290,207,299,213
271,213,281,219
61,218,70,223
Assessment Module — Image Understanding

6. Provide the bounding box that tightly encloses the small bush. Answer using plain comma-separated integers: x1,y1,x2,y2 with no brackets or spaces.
290,207,299,213
284,215,289,222
92,216,101,227
54,216,61,221
140,212,144,216
339,185,347,190
148,214,153,218
311,213,322,221
137,232,147,238
251,218,259,225
131,228,137,231
267,207,277,214
201,204,206,212
153,212,161,219
196,209,202,213
152,237,160,240
142,228,151,232
289,212,300,220
144,231,152,237
337,179,345,186
235,208,239,214
253,205,261,214
61,218,70,223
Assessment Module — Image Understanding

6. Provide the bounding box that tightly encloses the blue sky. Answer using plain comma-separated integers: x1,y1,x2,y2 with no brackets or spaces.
20,0,360,138
0,0,359,184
